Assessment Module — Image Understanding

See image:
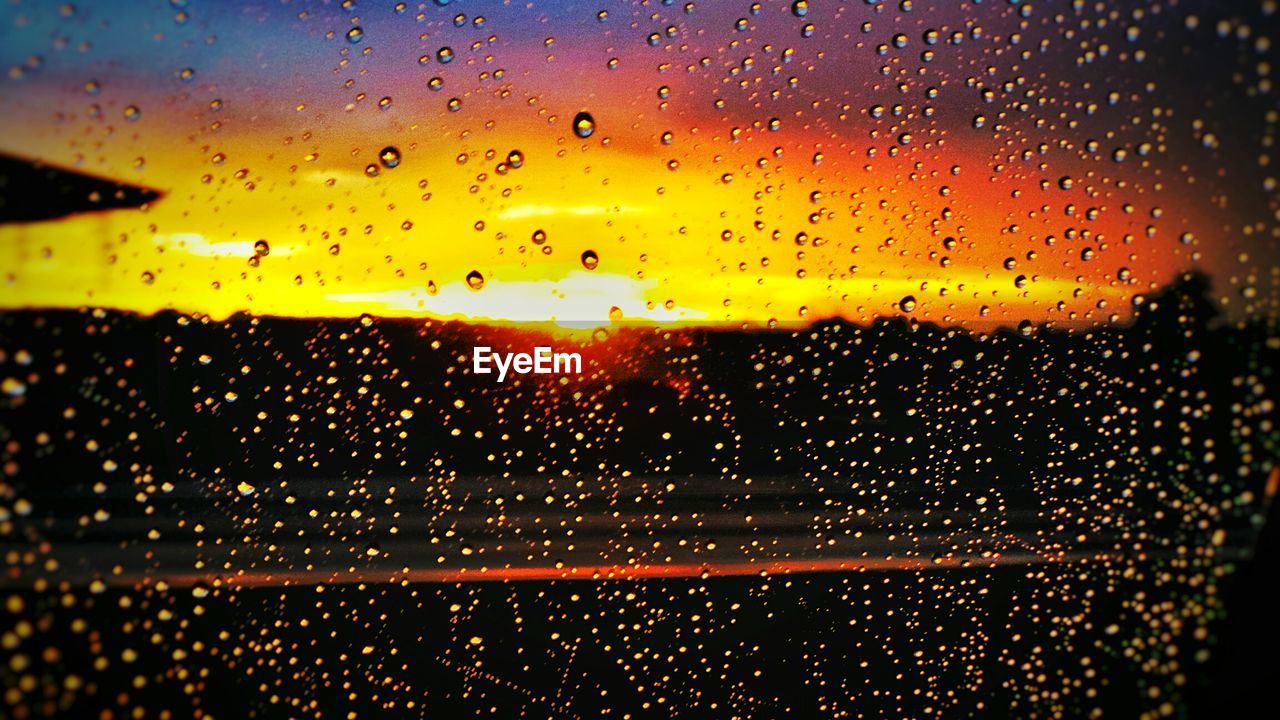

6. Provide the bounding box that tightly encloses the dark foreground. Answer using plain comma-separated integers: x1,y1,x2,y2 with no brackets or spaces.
1,275,1277,718
5,549,1278,720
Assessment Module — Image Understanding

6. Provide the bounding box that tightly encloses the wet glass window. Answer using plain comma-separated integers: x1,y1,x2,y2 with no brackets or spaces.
0,1,1277,718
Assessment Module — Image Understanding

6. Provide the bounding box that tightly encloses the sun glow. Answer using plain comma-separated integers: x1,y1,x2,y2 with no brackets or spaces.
326,271,706,325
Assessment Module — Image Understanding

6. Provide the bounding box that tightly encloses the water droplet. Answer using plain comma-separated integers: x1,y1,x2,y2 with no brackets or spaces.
465,270,486,290
580,250,599,270
572,111,596,138
1,378,25,398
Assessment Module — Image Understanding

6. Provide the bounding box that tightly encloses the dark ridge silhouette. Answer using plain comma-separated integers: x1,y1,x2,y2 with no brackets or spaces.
0,153,161,223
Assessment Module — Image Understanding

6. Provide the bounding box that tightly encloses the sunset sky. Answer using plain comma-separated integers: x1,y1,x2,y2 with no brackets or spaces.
0,0,1269,328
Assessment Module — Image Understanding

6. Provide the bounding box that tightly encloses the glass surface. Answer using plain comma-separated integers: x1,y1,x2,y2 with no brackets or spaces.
0,1,1277,717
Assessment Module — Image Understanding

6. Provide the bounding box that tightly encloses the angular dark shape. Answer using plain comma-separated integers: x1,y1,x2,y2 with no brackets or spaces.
0,153,161,223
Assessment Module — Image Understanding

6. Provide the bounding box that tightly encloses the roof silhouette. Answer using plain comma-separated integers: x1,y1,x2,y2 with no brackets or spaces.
0,153,161,223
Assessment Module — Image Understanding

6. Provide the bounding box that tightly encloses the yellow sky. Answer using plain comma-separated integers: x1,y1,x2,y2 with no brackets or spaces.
0,91,1173,329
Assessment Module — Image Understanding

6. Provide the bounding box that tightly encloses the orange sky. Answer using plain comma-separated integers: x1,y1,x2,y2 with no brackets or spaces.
0,0,1247,329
